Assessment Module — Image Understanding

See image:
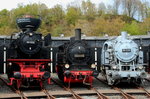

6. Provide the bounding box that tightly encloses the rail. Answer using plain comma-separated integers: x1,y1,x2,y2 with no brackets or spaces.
42,88,56,99
51,78,83,99
0,75,28,99
96,77,136,99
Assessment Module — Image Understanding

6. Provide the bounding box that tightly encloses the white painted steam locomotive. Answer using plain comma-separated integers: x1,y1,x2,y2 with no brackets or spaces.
101,31,147,85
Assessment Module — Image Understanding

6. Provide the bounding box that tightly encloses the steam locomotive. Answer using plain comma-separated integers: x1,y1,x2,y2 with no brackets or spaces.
148,44,150,73
56,29,99,86
6,15,51,88
101,31,147,85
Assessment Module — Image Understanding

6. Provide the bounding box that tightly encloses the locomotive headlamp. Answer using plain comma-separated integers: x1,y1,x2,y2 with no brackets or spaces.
8,62,12,66
48,63,51,66
112,66,117,69
65,64,70,69
138,66,143,70
29,33,33,36
91,64,96,69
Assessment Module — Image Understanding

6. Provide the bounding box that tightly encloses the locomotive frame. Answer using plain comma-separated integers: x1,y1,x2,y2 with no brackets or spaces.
7,59,51,88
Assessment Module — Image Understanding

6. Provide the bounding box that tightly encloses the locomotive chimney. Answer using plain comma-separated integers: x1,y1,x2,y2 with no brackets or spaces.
121,31,127,40
75,28,81,40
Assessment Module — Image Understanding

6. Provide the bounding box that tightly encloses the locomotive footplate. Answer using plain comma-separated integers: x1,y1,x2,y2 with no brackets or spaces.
106,70,147,85
64,70,95,85
7,59,51,88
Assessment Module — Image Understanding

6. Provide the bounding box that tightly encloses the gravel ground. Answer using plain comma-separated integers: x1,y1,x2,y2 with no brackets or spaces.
94,73,111,89
44,73,65,91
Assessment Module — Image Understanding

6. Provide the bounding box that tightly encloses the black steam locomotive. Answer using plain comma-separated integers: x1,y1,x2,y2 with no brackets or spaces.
7,15,51,88
148,44,150,73
56,29,98,86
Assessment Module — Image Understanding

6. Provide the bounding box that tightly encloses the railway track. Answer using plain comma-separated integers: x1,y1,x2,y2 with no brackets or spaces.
136,79,150,98
138,87,150,98
113,87,135,99
0,75,56,99
52,77,110,99
95,76,150,99
51,78,83,99
0,75,27,99
0,74,149,99
42,88,56,99
90,87,109,99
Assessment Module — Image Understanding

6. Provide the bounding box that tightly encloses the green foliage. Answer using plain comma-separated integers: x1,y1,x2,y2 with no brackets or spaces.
49,5,65,24
0,26,17,35
81,0,96,21
51,25,65,36
0,9,9,15
123,21,140,35
92,17,125,36
0,1,149,36
65,7,81,25
139,18,150,35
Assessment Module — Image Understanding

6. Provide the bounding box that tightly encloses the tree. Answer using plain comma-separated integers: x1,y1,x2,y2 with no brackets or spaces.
113,0,121,15
98,2,106,16
0,1,149,36
81,0,96,21
91,17,125,36
139,18,150,34
0,9,10,27
92,18,107,36
65,6,81,25
106,5,114,14
74,19,94,36
104,18,125,36
123,21,140,35
142,0,150,18
122,0,142,18
49,5,65,24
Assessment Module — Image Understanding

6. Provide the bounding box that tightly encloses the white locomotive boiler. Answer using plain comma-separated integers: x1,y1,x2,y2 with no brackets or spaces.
101,31,147,85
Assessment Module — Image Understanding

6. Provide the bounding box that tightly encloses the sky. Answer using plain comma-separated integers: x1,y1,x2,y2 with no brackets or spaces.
0,0,111,11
